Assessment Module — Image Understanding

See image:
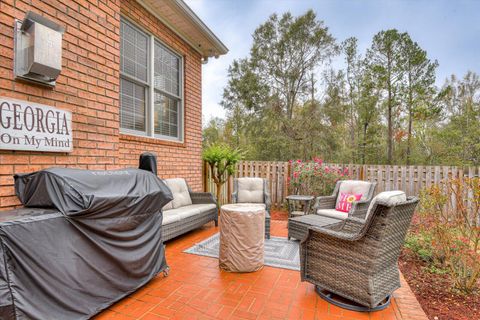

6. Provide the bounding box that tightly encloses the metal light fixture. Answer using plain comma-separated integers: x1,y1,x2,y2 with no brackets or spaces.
14,11,65,87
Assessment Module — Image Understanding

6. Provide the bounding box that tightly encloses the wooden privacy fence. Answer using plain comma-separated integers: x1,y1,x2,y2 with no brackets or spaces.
203,161,480,207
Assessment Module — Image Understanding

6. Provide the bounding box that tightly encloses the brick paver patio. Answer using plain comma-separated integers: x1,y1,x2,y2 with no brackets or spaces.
95,220,428,320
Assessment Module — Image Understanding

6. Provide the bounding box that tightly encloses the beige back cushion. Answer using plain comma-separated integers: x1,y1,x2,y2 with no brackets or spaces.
237,178,264,203
336,180,372,206
366,190,407,219
163,178,192,209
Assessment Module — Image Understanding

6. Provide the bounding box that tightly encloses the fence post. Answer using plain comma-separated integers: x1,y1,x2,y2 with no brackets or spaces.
202,161,208,192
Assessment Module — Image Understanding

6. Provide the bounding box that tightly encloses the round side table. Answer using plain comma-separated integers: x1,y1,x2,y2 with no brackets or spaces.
286,195,314,218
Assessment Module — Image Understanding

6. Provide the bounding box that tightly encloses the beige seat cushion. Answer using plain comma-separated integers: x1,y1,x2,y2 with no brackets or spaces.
164,178,192,209
162,210,182,225
316,209,348,220
177,204,216,219
336,180,373,207
366,191,407,219
188,203,217,212
162,204,216,225
237,178,264,203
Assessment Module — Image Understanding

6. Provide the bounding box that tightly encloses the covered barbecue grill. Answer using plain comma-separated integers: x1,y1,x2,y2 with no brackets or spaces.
0,165,172,319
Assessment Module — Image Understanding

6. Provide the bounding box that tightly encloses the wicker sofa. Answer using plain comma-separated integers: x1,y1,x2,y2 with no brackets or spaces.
162,178,218,242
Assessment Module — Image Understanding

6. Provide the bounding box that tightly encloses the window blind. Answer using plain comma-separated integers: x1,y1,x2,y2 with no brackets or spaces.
119,18,183,140
120,78,146,132
154,41,181,138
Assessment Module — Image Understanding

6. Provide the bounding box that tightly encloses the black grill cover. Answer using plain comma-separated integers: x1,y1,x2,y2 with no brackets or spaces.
0,168,173,319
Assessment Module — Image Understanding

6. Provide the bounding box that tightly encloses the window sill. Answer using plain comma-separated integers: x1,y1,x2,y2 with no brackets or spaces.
119,133,186,148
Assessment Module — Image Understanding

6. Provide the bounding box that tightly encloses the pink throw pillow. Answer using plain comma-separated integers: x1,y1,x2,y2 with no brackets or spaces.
336,193,362,213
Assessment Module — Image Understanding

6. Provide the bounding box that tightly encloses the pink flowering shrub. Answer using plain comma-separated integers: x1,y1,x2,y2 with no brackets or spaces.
288,158,350,197
416,178,480,293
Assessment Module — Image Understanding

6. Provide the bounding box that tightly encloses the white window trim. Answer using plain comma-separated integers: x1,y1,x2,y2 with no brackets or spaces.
120,17,184,143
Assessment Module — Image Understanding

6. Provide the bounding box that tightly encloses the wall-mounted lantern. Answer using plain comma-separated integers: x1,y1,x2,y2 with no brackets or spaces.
14,11,65,87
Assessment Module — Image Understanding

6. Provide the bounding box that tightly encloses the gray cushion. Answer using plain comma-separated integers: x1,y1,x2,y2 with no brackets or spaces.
164,178,192,209
336,180,373,207
162,210,182,225
237,178,264,203
366,191,407,219
177,204,216,219
316,209,349,220
162,204,216,225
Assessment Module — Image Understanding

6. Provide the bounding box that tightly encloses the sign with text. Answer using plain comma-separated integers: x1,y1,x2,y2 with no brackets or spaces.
0,97,72,152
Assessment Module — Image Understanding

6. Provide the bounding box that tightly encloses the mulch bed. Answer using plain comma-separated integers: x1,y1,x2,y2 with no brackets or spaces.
399,248,480,320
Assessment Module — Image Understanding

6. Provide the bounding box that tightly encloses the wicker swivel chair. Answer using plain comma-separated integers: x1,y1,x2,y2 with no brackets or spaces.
314,180,377,220
300,191,419,311
232,177,271,239
288,181,377,241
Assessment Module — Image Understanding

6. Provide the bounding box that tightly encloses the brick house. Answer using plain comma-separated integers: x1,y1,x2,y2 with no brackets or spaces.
0,0,228,210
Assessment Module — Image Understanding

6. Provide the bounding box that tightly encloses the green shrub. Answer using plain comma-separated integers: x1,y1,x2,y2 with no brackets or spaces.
288,158,350,197
415,177,480,293
405,233,434,263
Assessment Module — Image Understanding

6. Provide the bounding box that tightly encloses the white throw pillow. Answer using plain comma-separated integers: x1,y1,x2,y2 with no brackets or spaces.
237,178,264,203
366,190,407,219
164,178,192,209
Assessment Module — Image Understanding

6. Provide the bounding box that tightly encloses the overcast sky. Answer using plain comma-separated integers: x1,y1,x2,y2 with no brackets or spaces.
184,0,480,123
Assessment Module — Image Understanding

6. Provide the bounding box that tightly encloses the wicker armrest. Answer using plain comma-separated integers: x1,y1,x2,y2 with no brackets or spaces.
190,192,217,205
341,216,366,234
231,191,238,203
314,195,337,210
264,191,271,212
349,200,370,219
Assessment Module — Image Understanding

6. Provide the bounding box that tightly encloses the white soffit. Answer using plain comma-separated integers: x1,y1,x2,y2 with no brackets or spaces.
137,0,228,59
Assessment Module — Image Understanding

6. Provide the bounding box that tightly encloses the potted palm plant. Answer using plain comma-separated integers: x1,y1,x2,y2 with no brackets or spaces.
202,143,243,205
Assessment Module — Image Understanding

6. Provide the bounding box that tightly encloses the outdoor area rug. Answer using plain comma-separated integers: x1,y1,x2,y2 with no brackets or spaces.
183,233,300,271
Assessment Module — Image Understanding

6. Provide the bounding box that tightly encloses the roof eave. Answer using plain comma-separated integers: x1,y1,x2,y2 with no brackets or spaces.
136,0,228,59
173,0,228,56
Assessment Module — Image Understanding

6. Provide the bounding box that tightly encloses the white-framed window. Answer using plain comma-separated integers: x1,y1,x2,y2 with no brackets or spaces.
120,18,184,141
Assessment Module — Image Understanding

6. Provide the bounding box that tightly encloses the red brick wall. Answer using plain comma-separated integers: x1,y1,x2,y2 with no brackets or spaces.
0,0,203,210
